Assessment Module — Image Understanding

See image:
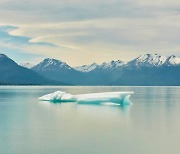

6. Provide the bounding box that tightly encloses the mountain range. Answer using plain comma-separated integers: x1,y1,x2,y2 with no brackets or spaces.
31,53,180,86
0,53,180,85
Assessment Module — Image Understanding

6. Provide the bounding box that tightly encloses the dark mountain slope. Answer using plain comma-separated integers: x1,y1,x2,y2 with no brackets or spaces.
0,54,66,85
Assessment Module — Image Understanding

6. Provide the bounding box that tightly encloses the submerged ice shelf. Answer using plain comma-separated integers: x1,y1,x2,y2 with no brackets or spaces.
39,91,134,105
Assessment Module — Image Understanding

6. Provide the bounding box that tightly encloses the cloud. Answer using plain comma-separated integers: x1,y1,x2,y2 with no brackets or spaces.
0,0,180,66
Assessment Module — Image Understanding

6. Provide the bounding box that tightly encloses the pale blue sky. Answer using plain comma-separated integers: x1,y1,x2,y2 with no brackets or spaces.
0,0,180,66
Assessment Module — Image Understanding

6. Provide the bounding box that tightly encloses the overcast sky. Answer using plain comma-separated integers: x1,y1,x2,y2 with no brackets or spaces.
0,0,180,66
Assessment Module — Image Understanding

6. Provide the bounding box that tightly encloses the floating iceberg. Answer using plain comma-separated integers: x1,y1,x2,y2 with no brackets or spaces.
39,91,134,105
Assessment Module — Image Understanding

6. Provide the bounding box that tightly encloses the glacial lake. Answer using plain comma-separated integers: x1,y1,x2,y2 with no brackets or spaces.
0,86,180,154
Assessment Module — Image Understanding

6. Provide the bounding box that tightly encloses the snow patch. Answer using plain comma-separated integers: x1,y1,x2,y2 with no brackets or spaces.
132,54,167,67
75,63,99,72
165,55,180,66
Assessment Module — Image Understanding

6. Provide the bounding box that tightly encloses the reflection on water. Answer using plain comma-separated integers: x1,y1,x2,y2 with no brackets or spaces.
0,86,180,154
38,100,132,120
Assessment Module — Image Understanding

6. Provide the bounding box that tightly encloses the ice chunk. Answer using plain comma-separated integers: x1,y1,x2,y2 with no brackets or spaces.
76,92,133,105
38,91,77,102
39,91,134,105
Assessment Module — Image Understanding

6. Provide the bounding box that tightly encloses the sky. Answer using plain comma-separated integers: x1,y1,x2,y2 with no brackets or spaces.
0,0,180,66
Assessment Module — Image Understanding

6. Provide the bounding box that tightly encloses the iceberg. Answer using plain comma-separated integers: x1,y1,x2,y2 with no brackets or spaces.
39,91,134,105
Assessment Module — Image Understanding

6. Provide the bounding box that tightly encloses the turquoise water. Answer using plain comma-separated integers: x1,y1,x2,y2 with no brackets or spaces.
0,86,180,154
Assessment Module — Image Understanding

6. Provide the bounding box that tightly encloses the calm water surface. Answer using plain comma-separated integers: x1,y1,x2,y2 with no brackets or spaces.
0,86,180,154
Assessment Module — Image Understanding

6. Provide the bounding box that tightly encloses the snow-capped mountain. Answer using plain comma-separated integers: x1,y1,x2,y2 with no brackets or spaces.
32,58,82,84
127,54,180,68
32,58,72,72
20,63,34,69
127,54,167,68
75,60,125,72
99,60,125,70
164,55,180,66
75,63,99,72
75,54,180,73
71,54,180,85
